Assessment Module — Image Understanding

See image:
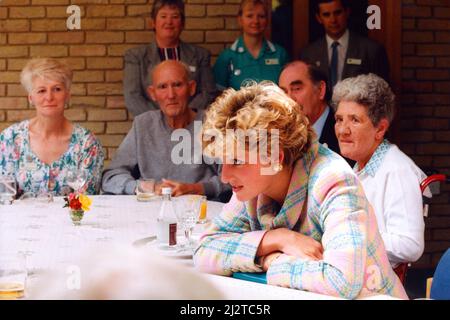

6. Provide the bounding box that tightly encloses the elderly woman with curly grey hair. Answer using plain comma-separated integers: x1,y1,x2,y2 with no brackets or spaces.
0,58,104,196
333,73,426,270
194,81,407,299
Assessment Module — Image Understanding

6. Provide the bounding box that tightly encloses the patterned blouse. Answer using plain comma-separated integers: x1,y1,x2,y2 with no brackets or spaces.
0,120,105,196
194,141,408,300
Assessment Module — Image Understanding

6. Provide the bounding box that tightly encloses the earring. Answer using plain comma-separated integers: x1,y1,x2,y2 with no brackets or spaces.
272,163,283,173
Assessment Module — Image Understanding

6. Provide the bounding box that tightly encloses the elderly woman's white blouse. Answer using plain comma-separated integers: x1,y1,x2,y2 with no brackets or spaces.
354,140,426,267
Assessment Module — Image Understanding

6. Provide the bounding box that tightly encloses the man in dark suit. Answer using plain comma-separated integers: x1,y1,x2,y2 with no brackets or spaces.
299,0,390,90
278,60,339,154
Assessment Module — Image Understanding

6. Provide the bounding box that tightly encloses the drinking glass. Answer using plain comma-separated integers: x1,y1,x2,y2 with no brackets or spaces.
0,176,17,205
19,192,54,203
197,196,208,224
174,196,200,252
136,178,156,202
0,253,27,300
66,169,87,193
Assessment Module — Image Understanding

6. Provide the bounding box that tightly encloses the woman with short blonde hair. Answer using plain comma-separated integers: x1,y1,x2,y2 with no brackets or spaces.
202,81,312,168
0,58,104,196
20,58,73,94
213,0,289,90
194,82,408,299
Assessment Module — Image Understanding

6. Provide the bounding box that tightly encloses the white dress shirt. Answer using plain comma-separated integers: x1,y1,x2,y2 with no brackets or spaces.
312,106,330,140
326,29,349,83
355,140,426,268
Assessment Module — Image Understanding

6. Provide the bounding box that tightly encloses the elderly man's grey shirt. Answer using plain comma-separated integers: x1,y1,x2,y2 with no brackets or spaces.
101,110,230,200
123,42,217,116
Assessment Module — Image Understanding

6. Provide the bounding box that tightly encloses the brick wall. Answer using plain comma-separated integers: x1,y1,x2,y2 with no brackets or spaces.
0,0,243,165
401,0,450,268
0,1,449,268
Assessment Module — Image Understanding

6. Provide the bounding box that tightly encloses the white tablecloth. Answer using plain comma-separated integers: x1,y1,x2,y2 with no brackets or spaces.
0,195,223,272
0,195,396,300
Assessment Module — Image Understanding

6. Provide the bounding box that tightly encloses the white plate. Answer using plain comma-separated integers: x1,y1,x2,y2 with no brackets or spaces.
132,236,156,247
133,236,193,259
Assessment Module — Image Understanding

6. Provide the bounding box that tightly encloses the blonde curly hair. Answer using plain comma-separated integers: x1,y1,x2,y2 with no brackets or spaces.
202,82,315,167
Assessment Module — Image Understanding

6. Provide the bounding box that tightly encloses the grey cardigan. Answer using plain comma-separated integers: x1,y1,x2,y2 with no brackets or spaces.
101,110,230,200
123,41,218,116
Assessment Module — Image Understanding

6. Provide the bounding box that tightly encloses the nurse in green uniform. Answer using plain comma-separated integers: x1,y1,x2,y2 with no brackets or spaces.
214,0,289,90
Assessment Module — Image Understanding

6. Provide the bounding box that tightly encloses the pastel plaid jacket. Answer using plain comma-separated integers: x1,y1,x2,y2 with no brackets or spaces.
194,142,408,299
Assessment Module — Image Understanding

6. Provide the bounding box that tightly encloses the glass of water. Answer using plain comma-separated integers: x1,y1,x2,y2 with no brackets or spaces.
174,197,200,252
19,192,54,203
0,253,27,299
66,169,87,193
136,178,156,202
0,176,17,205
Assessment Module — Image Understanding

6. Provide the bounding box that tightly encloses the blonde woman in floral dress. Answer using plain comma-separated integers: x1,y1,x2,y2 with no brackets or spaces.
0,58,104,196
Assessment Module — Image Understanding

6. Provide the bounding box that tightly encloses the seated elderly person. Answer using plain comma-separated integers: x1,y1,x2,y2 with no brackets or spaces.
0,58,104,196
102,60,230,200
123,0,217,116
194,82,407,299
333,73,426,269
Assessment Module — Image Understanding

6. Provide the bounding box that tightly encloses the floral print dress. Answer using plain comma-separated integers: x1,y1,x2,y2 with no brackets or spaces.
0,120,105,196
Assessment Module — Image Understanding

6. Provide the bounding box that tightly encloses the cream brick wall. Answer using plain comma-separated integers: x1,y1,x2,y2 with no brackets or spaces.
401,0,450,269
0,0,245,161
1,1,450,270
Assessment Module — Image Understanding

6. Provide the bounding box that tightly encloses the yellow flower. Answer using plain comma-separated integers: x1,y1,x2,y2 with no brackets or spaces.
79,194,92,211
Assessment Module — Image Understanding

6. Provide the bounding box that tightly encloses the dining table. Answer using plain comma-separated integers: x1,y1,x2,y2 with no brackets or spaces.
0,195,397,300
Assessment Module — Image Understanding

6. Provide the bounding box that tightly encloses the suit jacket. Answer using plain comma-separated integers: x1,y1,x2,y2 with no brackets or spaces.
319,108,339,154
299,31,390,87
123,41,217,116
319,108,355,167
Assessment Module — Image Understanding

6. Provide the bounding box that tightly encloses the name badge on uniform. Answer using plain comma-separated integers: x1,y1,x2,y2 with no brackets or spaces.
265,58,279,65
347,58,362,65
189,65,196,72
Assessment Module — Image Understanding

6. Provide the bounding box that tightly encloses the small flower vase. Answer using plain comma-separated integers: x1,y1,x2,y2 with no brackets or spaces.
69,209,84,226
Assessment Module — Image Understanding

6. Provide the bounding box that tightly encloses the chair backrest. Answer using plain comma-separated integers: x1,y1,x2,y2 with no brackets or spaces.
430,248,450,300
394,174,447,284
420,174,446,194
